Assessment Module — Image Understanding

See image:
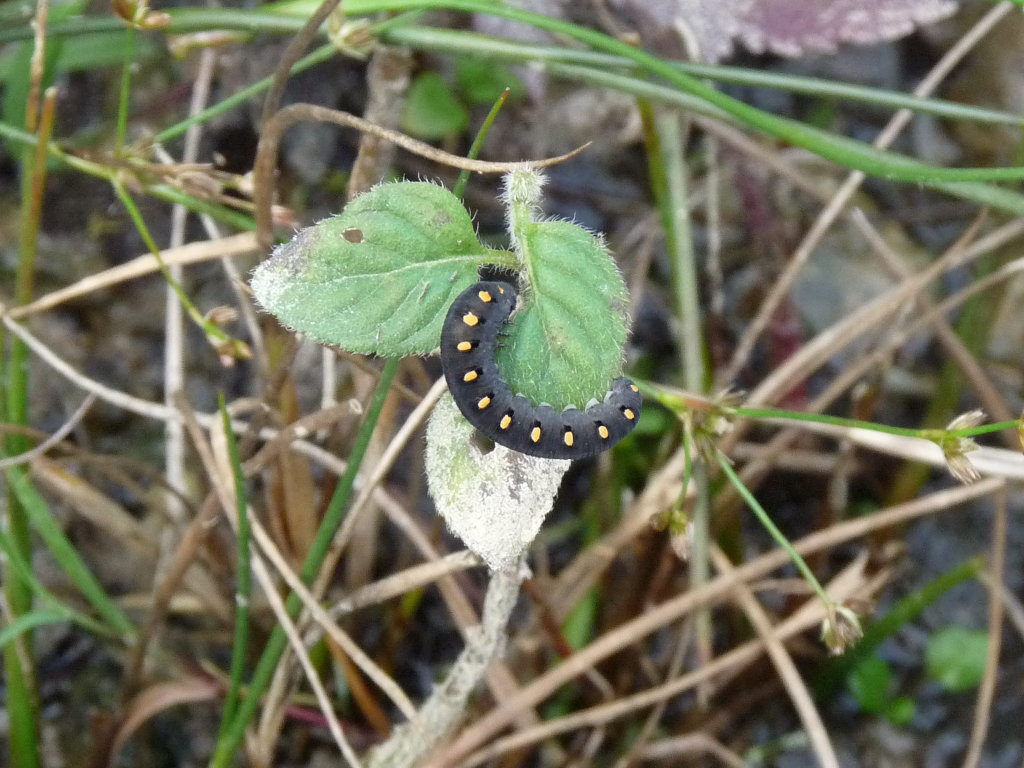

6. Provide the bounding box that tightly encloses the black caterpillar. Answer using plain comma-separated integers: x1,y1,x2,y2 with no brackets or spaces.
440,280,641,459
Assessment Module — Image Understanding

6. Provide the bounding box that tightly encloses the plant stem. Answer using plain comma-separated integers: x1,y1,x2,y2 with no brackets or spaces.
216,394,252,735
116,26,134,152
2,85,56,768
717,451,832,608
0,120,257,230
367,564,524,767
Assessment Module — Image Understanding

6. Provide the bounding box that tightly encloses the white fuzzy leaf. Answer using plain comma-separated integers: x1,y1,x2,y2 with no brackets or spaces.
425,395,569,572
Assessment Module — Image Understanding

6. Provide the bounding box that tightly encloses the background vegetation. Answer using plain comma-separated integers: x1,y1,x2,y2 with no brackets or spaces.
1,0,1023,765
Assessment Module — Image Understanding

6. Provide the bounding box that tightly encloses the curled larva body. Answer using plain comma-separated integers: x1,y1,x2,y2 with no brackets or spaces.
440,281,641,459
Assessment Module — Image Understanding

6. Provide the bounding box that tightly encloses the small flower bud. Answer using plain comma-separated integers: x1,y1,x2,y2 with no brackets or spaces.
939,410,985,485
821,603,864,655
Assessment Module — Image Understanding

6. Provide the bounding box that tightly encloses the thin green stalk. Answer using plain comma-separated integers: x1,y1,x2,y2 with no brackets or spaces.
653,109,705,389
0,120,257,230
111,180,250,358
0,4,427,43
382,25,1024,129
454,87,511,200
647,106,715,686
216,394,251,735
115,25,133,152
0,11,308,43
210,356,400,768
716,451,831,608
735,407,1017,441
2,86,57,768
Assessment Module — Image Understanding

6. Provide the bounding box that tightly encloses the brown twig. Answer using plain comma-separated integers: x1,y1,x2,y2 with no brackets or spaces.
253,103,590,251
423,479,1003,766
710,545,840,768
722,1,1016,383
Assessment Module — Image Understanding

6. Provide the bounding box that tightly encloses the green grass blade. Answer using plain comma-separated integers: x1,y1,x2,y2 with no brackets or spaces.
383,26,1024,129
216,394,252,734
349,1,1024,185
7,467,135,637
0,610,69,650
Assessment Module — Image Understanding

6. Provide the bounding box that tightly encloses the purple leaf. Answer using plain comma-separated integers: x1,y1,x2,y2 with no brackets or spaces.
738,0,959,59
608,0,958,62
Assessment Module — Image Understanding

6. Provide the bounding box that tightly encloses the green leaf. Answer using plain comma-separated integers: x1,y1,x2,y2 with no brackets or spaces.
251,181,507,356
925,626,989,692
847,655,891,714
401,71,469,139
499,220,629,408
455,57,526,105
884,696,916,726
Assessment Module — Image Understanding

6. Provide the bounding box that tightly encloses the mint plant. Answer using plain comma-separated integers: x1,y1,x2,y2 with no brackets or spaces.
253,168,634,571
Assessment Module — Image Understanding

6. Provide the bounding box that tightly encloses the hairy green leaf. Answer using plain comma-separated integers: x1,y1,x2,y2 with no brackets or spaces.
252,181,505,356
498,219,629,408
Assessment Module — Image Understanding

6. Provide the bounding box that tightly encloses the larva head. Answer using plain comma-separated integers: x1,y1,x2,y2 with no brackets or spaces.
609,377,642,420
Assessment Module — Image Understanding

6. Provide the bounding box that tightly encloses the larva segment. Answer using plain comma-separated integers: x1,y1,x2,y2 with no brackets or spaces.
439,281,642,460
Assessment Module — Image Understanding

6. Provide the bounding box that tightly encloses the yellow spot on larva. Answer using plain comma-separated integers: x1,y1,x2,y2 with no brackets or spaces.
563,430,574,447
477,396,491,410
598,425,610,439
630,384,639,393
457,341,472,352
478,290,493,303
463,312,479,327
499,414,512,430
623,408,636,420
497,285,505,294
463,370,478,382
530,426,542,443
